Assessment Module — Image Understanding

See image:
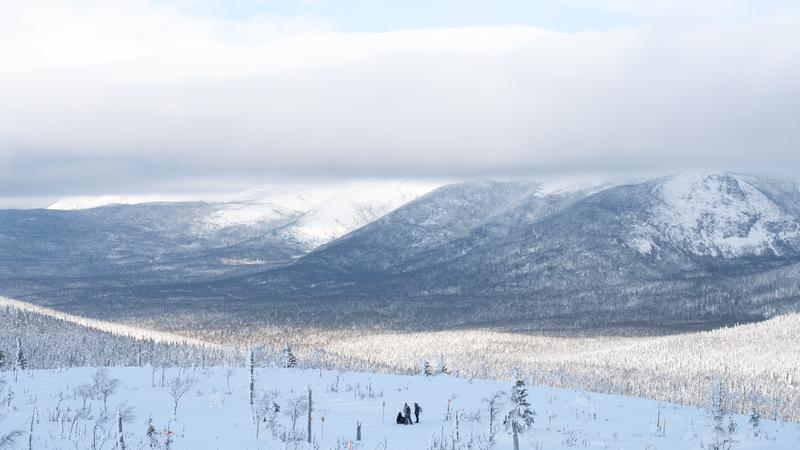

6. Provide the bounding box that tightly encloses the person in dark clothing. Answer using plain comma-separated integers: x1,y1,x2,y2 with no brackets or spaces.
403,403,413,425
396,412,405,424
414,402,422,423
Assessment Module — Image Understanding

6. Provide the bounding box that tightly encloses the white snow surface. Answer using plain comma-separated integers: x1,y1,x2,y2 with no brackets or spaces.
204,182,439,249
2,366,797,450
47,194,195,210
533,175,635,197
632,172,800,257
280,184,435,250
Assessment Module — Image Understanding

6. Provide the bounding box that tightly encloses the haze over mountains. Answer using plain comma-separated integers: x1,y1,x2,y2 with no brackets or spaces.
0,181,437,282
2,172,799,335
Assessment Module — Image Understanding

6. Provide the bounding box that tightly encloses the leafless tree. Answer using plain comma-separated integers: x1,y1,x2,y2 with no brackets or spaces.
115,402,135,450
285,395,309,431
254,390,280,440
169,376,194,418
225,369,235,392
92,369,120,412
482,391,505,444
0,430,24,450
75,383,95,409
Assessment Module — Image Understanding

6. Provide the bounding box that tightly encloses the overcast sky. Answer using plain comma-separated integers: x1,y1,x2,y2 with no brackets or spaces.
1,0,799,198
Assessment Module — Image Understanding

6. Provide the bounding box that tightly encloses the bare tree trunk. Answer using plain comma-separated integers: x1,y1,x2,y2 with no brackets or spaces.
512,424,520,450
249,349,255,406
118,412,125,450
28,408,35,450
307,388,313,443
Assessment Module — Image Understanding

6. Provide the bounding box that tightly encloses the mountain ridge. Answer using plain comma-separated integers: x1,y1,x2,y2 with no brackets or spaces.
1,172,799,332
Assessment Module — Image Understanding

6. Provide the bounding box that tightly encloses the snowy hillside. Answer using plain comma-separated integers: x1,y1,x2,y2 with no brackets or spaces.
2,366,797,450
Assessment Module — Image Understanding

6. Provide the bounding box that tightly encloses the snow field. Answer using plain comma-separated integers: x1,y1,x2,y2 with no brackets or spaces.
1,366,798,449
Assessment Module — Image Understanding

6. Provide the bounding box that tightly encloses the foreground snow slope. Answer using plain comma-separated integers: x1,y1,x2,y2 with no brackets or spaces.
2,367,797,450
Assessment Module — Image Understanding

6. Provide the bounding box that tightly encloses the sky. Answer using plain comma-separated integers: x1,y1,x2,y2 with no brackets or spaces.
1,0,799,199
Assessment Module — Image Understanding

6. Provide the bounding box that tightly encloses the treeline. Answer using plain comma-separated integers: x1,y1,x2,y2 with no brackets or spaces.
2,303,798,424
0,307,252,370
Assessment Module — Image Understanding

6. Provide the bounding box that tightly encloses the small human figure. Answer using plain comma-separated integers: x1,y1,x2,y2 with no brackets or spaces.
403,403,413,425
414,402,422,423
396,412,405,424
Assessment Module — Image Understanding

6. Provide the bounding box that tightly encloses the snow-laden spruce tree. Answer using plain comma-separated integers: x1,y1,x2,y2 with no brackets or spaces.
436,356,449,376
281,344,297,369
503,379,535,450
12,337,26,381
748,406,761,438
145,416,160,448
420,360,433,377
705,378,736,450
15,337,26,371
747,387,762,437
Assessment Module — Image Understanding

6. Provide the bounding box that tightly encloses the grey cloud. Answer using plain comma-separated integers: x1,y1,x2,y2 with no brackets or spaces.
1,14,799,196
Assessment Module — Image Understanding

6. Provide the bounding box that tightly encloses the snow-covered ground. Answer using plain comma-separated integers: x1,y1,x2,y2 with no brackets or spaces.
1,366,797,450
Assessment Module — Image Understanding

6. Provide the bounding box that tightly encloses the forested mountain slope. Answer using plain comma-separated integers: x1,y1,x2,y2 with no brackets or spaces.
1,173,799,331
233,172,800,327
0,182,433,293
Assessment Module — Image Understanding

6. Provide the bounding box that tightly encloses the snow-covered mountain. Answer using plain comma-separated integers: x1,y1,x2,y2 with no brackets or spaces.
0,181,438,294
230,172,800,328
2,172,800,329
207,183,437,250
45,181,439,252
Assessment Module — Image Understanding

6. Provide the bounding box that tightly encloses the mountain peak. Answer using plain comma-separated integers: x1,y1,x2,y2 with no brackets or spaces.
629,172,800,257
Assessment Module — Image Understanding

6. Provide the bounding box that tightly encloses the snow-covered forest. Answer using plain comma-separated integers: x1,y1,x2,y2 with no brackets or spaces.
0,303,800,448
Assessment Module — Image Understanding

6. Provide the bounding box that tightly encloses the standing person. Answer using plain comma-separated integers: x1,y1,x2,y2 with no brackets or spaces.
414,402,422,423
403,403,413,425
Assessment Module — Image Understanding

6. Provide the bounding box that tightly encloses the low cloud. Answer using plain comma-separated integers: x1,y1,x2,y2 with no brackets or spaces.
1,1,799,196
